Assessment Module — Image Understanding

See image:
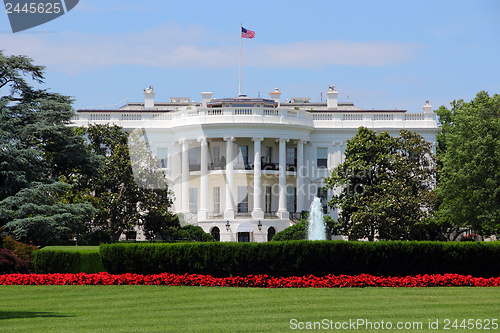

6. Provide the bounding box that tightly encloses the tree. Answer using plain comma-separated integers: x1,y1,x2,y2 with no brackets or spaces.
173,225,215,242
0,51,99,244
271,217,339,241
77,125,174,241
0,182,96,246
435,91,500,237
326,127,436,241
0,51,98,201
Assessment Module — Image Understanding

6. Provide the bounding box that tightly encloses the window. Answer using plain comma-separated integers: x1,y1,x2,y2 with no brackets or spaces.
189,147,200,171
265,186,272,213
286,147,297,166
126,230,137,241
157,148,168,168
238,145,249,165
264,146,272,163
317,147,328,168
211,227,220,242
189,188,198,213
238,232,250,242
213,146,220,163
213,187,221,215
267,227,276,242
286,147,297,171
238,186,248,213
189,147,199,165
287,186,297,213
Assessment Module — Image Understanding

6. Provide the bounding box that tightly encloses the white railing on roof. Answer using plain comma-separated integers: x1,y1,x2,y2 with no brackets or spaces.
342,114,363,121
263,109,278,116
207,108,223,116
373,114,394,121
404,113,425,121
313,113,333,121
234,108,252,115
71,107,436,130
120,113,141,121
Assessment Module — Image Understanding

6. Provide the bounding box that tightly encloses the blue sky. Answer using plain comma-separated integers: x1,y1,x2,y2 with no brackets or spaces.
1,0,499,111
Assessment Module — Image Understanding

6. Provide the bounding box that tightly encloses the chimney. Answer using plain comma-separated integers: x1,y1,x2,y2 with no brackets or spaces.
143,86,155,109
201,92,213,108
422,100,432,113
269,88,281,105
326,85,338,109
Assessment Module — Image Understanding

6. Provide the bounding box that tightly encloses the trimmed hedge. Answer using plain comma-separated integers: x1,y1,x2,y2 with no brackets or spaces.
32,250,106,274
99,241,500,277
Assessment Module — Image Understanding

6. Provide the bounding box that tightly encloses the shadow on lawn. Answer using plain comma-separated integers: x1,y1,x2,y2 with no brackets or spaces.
0,311,72,320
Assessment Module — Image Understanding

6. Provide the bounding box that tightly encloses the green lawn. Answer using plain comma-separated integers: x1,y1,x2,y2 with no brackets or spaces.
0,286,498,332
39,246,100,252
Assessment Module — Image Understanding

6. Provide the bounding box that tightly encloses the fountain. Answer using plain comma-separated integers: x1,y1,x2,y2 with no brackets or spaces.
307,196,326,240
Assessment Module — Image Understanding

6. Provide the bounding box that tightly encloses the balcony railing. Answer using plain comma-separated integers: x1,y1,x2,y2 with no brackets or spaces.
72,107,437,130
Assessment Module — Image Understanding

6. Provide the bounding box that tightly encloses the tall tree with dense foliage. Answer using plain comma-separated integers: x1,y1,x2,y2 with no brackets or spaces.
326,127,436,241
0,182,96,246
0,51,98,244
77,125,174,241
435,91,500,237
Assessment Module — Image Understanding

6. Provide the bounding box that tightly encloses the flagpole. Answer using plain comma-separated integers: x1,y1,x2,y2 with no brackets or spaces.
239,22,242,96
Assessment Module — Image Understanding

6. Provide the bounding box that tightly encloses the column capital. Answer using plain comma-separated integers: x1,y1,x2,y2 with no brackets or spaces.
251,137,264,142
177,138,191,145
223,136,235,142
197,137,208,144
275,137,290,143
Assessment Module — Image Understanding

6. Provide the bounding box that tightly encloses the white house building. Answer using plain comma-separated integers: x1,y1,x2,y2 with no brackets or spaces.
72,85,438,242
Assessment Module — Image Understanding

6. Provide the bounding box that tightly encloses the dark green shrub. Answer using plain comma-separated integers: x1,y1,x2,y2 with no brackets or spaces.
32,250,105,273
272,220,307,241
100,241,500,277
173,225,215,242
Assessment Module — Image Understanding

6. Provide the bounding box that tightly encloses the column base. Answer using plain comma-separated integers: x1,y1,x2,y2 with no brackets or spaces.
277,210,289,220
198,210,208,221
224,210,234,220
251,209,264,219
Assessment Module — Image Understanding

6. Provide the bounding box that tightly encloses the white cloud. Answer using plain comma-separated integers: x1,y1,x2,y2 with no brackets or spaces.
1,22,425,74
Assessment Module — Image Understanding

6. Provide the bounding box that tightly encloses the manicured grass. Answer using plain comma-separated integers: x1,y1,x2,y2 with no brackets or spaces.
39,246,100,252
0,286,498,332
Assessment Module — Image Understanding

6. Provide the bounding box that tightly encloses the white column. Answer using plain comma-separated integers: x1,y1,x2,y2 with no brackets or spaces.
277,138,289,219
198,137,208,220
252,137,264,219
181,139,189,214
224,137,235,219
296,139,304,212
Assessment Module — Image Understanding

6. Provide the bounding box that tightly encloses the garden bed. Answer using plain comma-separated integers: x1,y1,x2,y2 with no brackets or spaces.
1,272,499,287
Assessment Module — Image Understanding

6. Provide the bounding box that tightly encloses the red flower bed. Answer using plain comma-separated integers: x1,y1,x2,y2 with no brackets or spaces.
1,273,499,287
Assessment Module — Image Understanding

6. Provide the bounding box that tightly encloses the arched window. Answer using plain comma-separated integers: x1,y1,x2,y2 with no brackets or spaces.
267,226,276,242
211,226,220,242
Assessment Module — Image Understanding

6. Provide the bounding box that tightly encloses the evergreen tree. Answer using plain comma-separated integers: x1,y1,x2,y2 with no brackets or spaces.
0,51,98,244
0,182,96,246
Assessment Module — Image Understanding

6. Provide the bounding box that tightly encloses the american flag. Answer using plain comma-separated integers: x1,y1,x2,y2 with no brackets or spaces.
241,27,255,39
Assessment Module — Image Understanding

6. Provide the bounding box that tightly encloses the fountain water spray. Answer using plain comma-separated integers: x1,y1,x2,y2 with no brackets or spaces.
307,197,326,240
